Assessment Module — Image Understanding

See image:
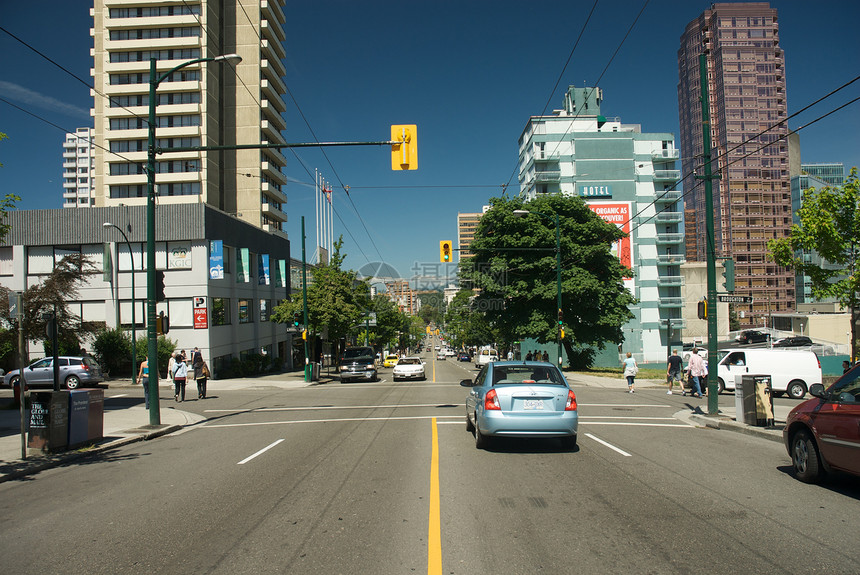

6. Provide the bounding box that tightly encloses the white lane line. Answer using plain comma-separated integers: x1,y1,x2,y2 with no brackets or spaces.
581,422,691,428
579,403,671,408
585,433,632,456
237,439,284,465
207,415,463,429
108,394,129,398
204,403,464,414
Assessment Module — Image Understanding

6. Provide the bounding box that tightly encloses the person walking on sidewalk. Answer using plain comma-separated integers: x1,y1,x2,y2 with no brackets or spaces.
622,352,638,393
166,353,175,385
136,358,150,410
195,356,210,399
686,348,706,398
666,349,683,395
172,353,188,402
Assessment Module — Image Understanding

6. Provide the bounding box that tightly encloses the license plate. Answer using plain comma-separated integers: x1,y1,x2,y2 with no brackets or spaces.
523,399,544,410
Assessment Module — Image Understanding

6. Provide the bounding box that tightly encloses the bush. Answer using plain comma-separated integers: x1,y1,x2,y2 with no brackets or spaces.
134,335,177,378
92,328,132,377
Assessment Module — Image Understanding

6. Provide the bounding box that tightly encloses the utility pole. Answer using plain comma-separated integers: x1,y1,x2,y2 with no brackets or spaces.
301,216,311,382
698,53,720,416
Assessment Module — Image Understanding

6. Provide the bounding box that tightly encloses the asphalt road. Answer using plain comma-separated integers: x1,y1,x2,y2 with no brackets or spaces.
1,352,858,574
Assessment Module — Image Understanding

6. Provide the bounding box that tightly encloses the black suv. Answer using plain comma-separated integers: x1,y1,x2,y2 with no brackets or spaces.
339,347,377,383
735,330,770,344
772,336,813,347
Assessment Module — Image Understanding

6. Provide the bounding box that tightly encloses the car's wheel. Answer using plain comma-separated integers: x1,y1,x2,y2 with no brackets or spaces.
791,429,823,483
8,376,19,388
65,375,81,390
465,411,474,432
474,419,489,449
716,378,725,394
788,380,807,400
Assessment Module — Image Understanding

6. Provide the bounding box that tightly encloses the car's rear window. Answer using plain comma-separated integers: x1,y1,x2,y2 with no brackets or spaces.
491,366,563,385
342,348,373,359
398,358,420,365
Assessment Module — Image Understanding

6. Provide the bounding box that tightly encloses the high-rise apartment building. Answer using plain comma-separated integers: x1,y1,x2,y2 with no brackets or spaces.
678,2,792,328
90,0,288,236
62,128,96,208
457,207,488,261
518,86,682,365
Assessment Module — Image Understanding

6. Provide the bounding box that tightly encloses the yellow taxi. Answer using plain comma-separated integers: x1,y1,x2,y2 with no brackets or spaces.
383,354,399,368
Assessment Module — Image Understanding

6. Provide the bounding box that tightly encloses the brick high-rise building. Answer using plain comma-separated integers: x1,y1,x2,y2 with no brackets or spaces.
678,2,793,328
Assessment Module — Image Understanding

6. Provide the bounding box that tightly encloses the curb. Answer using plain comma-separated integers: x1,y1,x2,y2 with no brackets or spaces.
688,413,783,443
0,424,182,484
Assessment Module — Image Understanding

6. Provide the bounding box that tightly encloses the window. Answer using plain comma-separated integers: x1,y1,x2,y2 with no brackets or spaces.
212,298,231,326
238,299,253,324
260,299,270,322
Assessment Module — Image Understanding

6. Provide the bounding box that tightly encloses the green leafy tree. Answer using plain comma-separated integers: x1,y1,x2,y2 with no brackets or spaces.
273,238,371,359
461,195,635,368
134,335,178,378
92,328,132,377
371,294,406,350
444,289,496,349
769,168,859,360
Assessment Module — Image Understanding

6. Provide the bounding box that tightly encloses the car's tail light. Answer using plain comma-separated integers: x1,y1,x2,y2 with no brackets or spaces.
565,390,577,411
484,389,501,410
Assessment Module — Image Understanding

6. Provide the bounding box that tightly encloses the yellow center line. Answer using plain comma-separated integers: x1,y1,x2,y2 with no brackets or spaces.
428,417,442,575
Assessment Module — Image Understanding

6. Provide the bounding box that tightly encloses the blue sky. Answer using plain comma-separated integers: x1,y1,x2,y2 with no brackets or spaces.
2,1,859,287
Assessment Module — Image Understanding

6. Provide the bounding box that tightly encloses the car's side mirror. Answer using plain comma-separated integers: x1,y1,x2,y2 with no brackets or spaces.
460,379,474,387
809,383,826,399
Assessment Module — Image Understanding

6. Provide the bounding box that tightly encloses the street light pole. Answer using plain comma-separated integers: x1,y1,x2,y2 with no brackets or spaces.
103,222,136,385
513,209,564,366
146,53,241,425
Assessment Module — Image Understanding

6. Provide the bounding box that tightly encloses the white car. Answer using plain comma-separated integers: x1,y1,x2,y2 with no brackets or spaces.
445,348,456,357
475,348,499,368
393,357,426,381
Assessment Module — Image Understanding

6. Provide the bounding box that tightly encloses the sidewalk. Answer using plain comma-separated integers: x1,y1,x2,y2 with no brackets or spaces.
564,370,787,444
0,369,327,483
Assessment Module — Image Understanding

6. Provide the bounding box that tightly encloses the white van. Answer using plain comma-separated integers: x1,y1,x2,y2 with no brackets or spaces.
715,348,822,399
475,348,499,368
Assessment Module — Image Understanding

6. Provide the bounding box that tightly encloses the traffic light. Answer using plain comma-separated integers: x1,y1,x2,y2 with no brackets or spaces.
697,298,708,320
439,240,452,262
391,124,418,170
155,270,166,301
157,311,169,335
722,258,735,292
558,308,563,326
293,311,301,328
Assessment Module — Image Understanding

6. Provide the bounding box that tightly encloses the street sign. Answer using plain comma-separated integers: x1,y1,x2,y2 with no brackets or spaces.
717,295,753,304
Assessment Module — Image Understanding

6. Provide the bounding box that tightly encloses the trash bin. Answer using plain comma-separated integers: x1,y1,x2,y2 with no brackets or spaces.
28,391,70,454
311,362,321,382
735,375,757,425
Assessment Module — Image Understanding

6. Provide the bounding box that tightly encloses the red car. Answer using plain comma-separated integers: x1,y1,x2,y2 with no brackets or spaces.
784,363,860,483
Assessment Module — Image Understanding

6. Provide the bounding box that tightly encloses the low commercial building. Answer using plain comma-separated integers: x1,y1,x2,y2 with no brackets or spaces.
1,205,296,376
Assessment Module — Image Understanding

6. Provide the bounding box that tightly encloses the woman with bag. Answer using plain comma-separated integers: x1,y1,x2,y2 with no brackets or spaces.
622,351,638,394
196,360,210,399
172,353,188,402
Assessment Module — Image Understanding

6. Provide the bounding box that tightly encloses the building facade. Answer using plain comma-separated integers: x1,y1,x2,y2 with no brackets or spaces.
0,206,294,375
90,0,289,236
517,86,682,365
62,128,96,208
457,207,489,262
678,2,793,329
800,163,845,186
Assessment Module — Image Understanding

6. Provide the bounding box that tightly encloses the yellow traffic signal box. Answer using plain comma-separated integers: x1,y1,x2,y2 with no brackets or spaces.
439,240,452,262
391,125,418,170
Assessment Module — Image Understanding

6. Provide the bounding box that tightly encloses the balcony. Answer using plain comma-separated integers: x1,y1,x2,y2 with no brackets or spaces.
262,202,288,223
656,275,684,287
654,170,681,181
535,171,561,183
651,149,679,161
657,297,684,308
655,233,685,245
656,254,685,265
660,317,686,329
655,190,682,202
655,211,682,224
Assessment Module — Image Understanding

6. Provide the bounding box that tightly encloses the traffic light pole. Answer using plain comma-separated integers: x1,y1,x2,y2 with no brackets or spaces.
698,54,720,416
301,217,311,382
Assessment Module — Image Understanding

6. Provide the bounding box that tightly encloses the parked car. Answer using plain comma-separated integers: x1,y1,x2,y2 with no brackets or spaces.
474,348,499,368
735,330,770,344
772,336,814,348
457,352,472,362
393,357,426,381
461,361,578,450
714,348,822,399
339,347,377,383
383,354,399,368
3,356,104,390
784,364,860,483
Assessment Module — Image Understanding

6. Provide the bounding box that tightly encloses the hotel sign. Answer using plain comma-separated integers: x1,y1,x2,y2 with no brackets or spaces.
579,184,612,197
